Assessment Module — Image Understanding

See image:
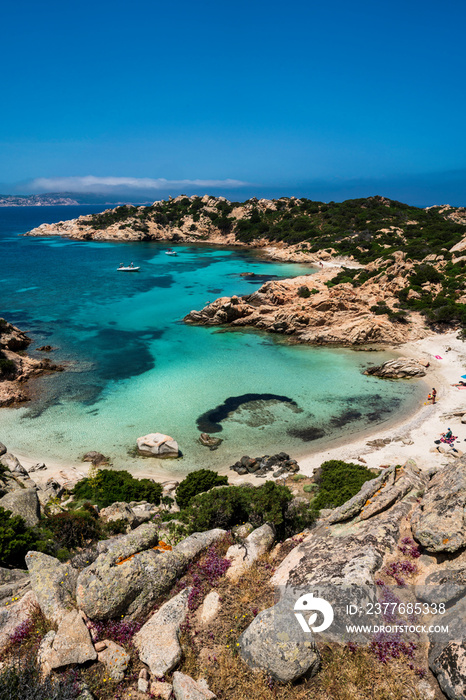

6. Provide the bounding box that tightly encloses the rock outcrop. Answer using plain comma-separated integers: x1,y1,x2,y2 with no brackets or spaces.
238,458,431,682
97,639,130,682
184,260,431,346
39,610,97,672
411,457,466,552
0,318,62,407
226,523,275,581
239,598,321,683
133,588,191,678
364,357,428,378
76,525,225,620
25,551,78,624
0,488,40,527
172,672,217,700
137,433,179,458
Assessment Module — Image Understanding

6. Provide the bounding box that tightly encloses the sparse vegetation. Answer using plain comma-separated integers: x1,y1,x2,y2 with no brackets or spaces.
175,468,229,509
183,480,315,539
312,460,376,510
72,468,162,508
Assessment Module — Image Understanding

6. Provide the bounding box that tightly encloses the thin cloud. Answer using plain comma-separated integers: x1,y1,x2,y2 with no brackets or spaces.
28,176,248,193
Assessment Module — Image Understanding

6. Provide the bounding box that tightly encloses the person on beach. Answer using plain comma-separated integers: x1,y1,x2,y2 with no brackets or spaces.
431,388,437,404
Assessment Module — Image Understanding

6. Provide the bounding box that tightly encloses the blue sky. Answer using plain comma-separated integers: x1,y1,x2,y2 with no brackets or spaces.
1,0,465,204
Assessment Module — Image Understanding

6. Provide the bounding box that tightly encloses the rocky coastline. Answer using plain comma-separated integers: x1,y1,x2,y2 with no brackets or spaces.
184,254,433,346
0,319,62,407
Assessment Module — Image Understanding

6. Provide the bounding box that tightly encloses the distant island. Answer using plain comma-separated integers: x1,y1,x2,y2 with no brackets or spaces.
0,192,153,206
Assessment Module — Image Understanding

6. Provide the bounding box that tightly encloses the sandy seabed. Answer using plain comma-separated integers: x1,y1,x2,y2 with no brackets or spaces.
12,331,466,491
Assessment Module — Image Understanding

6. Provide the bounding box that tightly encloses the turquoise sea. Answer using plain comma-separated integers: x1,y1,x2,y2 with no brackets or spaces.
0,206,424,476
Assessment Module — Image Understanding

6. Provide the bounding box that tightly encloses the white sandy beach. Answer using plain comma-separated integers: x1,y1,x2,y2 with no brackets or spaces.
10,331,466,490
298,331,466,475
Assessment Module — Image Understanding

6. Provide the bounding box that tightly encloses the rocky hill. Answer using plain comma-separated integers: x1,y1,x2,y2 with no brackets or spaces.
26,195,466,337
0,443,465,699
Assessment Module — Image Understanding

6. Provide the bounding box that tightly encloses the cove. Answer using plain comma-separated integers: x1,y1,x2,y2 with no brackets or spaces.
0,206,425,474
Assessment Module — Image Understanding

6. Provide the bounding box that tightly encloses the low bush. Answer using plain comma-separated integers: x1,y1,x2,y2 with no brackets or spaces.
0,354,16,378
0,508,39,568
176,469,228,509
45,511,100,550
184,481,315,539
312,460,376,510
72,469,162,508
297,286,311,298
0,655,80,699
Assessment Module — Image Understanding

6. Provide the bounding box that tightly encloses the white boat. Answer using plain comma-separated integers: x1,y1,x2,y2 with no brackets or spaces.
117,263,140,272
165,248,177,256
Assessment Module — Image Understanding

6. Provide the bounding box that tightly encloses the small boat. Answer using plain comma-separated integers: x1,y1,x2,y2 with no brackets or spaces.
117,263,140,272
165,248,178,256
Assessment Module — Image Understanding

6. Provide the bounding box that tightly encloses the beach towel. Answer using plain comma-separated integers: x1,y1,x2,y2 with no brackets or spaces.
440,436,456,445
434,355,443,359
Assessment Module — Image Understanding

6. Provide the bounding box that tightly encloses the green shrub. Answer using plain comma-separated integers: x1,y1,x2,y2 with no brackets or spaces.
184,481,315,539
0,355,16,378
72,469,162,508
0,507,39,568
313,460,375,510
303,483,317,492
45,511,100,550
176,469,228,509
297,286,311,298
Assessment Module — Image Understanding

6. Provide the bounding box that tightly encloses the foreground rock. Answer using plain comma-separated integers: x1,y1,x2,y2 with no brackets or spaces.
0,567,31,607
411,457,466,552
76,525,225,619
226,523,275,580
25,551,78,624
99,502,139,530
0,488,40,527
431,640,466,700
428,594,466,699
133,588,190,677
239,599,320,683
239,459,427,682
97,640,130,682
39,609,96,672
363,357,428,378
184,256,431,346
137,433,179,458
172,672,216,699
230,452,299,478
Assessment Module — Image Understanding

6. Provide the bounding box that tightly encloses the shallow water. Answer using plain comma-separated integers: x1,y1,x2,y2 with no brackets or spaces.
0,207,424,474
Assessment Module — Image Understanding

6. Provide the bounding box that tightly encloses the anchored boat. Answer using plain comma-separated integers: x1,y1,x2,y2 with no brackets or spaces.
117,263,140,271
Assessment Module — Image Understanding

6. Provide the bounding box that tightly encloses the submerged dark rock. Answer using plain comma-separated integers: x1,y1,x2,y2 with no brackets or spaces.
196,393,300,433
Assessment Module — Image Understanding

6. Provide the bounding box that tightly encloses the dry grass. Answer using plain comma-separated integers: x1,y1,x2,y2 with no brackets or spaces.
176,548,426,700
181,644,424,700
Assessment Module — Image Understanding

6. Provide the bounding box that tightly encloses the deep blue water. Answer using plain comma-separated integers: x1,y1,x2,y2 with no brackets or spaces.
0,207,423,475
